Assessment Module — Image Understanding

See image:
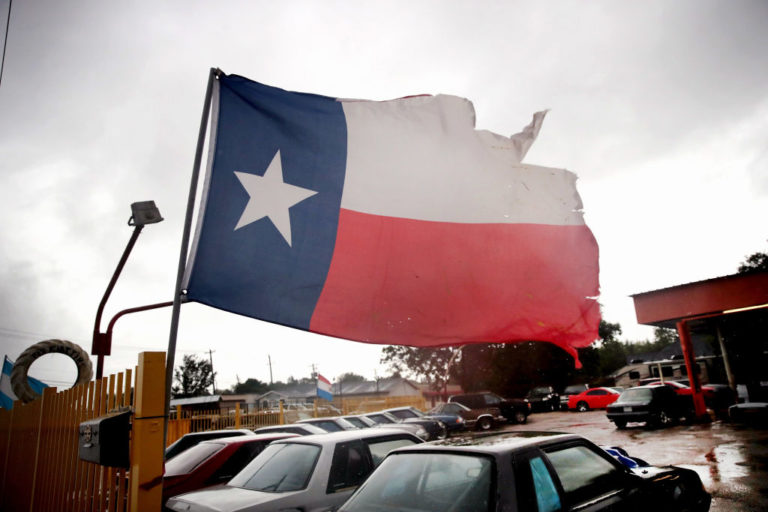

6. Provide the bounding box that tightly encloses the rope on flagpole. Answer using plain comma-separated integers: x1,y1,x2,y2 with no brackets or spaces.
0,0,13,88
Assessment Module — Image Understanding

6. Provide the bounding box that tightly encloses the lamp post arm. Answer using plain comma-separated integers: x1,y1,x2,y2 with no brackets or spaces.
92,224,143,362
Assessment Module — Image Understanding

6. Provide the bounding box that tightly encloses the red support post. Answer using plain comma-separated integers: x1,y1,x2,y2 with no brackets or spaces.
676,320,708,418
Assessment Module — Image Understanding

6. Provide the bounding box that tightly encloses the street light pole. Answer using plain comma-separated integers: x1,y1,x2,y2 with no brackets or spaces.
92,201,163,379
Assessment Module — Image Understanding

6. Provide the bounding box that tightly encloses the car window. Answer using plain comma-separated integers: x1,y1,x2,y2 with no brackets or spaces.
545,445,622,505
366,436,420,466
230,442,321,492
340,452,491,512
344,417,368,428
164,442,223,476
529,456,562,512
310,420,344,432
616,388,652,403
390,409,418,419
484,394,501,406
327,441,373,493
443,404,461,414
368,414,394,424
587,389,607,396
206,442,266,485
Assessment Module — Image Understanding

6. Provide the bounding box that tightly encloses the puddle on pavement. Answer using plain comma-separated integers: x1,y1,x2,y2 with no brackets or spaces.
683,442,751,489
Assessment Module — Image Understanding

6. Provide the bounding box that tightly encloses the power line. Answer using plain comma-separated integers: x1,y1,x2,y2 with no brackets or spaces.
0,0,12,88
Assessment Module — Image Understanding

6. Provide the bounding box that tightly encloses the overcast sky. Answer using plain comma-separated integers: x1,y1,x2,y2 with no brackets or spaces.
0,1,766,391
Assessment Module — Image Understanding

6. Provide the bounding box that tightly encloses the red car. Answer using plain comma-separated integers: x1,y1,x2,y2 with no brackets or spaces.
162,432,298,504
568,387,621,411
642,380,713,398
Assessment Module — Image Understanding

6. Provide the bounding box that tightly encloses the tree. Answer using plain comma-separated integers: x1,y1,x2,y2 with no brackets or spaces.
230,377,268,394
380,346,457,391
337,372,365,383
172,354,215,398
738,251,768,273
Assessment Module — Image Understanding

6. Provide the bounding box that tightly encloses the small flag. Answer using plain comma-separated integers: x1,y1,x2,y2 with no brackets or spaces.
316,374,333,402
0,356,49,409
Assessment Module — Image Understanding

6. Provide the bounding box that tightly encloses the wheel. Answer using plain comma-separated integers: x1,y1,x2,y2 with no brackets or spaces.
549,403,557,412
658,410,674,427
614,420,627,429
513,411,527,424
476,417,493,431
577,401,590,412
436,424,448,440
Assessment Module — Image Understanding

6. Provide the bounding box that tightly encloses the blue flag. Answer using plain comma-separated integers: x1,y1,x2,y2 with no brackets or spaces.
0,356,49,409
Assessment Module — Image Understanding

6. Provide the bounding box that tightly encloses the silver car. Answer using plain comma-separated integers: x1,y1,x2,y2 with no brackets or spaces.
165,429,422,512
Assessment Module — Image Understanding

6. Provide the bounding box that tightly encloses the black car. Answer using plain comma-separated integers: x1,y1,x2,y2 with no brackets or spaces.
607,385,686,429
526,386,560,412
365,410,448,440
449,391,530,424
339,431,711,512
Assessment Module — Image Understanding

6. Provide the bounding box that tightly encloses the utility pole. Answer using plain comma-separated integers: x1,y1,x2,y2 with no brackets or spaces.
268,354,274,385
208,349,217,395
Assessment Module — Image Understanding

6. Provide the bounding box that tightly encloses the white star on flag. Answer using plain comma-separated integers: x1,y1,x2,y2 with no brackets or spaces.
234,150,318,246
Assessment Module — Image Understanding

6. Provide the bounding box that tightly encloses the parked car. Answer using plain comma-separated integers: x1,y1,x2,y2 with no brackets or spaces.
643,380,736,416
338,431,711,512
165,429,423,512
341,414,430,440
606,385,686,429
428,401,506,431
364,410,447,440
448,391,530,424
296,416,359,432
559,383,589,410
163,433,297,504
568,386,621,411
252,423,327,436
165,429,254,460
526,385,560,412
383,406,465,434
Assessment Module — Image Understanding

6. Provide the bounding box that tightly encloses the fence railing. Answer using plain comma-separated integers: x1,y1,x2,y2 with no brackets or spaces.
0,351,165,512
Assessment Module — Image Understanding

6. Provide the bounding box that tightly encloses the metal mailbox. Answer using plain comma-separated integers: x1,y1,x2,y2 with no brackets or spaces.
78,409,132,468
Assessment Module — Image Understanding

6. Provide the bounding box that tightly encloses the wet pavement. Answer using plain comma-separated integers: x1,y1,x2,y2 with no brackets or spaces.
501,410,768,511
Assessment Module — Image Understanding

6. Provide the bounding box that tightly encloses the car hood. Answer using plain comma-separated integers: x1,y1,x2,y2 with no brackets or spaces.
165,485,295,512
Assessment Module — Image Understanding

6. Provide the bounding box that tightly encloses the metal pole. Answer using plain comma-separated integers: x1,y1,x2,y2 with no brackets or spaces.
93,225,144,379
715,324,737,391
164,67,219,448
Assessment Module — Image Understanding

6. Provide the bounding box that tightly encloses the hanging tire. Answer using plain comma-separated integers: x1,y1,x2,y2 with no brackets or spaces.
10,339,93,403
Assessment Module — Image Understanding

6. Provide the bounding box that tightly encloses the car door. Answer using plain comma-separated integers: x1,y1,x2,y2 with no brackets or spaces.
586,389,610,409
516,443,640,511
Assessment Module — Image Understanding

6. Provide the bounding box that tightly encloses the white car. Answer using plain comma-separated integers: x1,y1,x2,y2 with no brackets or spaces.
166,429,422,512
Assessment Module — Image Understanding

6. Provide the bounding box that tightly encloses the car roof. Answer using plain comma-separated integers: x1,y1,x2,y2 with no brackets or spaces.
178,428,253,438
272,427,419,446
387,431,578,455
254,424,328,434
197,432,299,446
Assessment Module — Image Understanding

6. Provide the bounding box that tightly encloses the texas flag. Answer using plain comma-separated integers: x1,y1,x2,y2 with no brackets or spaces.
316,374,333,402
183,73,600,363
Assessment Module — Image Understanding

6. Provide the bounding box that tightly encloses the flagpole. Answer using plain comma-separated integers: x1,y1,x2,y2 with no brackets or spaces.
163,67,221,447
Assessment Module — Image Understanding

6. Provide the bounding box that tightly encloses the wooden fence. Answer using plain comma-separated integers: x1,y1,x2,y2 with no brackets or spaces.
0,351,165,512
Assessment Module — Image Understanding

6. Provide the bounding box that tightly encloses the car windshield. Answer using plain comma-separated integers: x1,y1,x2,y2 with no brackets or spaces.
528,387,550,397
344,417,370,428
341,452,492,512
391,409,421,419
229,442,321,493
368,414,395,424
564,385,586,394
616,388,652,403
164,442,222,476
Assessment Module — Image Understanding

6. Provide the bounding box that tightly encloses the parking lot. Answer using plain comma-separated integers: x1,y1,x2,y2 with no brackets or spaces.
500,410,768,511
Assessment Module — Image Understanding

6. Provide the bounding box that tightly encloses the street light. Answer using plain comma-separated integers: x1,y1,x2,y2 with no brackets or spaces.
92,201,164,379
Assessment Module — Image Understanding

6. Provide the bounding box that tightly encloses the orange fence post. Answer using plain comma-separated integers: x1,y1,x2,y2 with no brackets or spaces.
129,352,166,512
